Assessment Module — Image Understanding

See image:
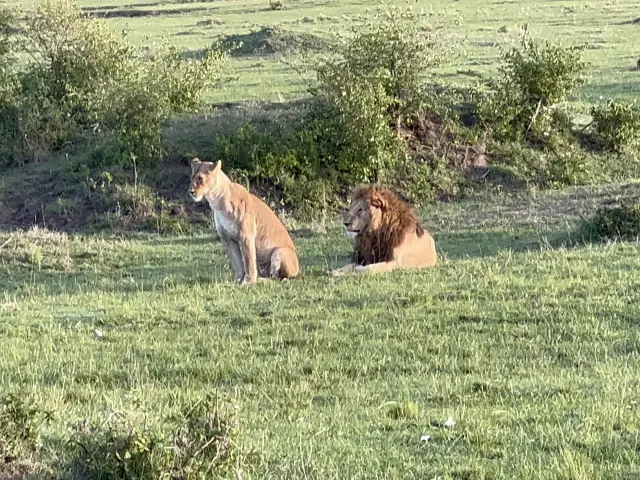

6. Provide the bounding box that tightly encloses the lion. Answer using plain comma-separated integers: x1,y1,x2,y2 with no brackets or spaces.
189,158,299,285
330,185,437,276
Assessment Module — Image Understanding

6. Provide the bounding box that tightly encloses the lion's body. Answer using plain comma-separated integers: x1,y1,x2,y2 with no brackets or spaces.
189,159,299,284
331,186,436,276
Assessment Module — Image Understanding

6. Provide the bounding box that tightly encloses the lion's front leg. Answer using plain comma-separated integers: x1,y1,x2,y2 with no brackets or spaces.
330,263,357,277
354,261,398,275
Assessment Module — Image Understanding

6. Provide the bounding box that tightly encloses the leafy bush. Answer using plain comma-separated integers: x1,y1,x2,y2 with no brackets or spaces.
330,6,437,120
581,200,640,241
478,30,584,142
0,8,16,99
589,100,640,154
309,71,402,185
0,392,52,461
307,5,437,185
0,0,226,167
204,6,440,216
70,396,239,479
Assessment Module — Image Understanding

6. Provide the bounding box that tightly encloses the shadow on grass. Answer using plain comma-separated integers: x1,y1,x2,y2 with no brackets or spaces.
437,228,580,260
0,226,597,297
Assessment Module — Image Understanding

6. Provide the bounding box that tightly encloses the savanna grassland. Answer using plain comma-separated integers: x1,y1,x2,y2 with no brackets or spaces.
1,0,640,479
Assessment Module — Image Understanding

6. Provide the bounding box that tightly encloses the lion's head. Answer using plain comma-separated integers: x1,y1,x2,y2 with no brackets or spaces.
342,195,382,239
189,158,222,202
343,185,425,264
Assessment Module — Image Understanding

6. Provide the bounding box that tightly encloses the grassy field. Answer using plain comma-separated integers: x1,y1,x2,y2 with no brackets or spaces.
2,0,640,478
2,183,640,478
7,0,640,106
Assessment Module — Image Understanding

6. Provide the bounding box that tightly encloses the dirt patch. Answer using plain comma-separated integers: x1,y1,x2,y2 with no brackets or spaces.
0,155,211,233
399,112,489,172
84,6,213,19
196,18,223,27
220,26,329,57
82,2,162,11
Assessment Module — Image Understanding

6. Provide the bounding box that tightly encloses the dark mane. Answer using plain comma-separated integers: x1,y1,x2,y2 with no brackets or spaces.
351,185,426,265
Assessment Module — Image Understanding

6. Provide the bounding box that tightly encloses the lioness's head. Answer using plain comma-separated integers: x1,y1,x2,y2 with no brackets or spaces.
342,188,387,239
189,158,222,202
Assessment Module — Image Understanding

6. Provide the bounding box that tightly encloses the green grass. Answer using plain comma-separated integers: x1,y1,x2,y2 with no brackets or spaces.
8,0,640,106
2,183,640,478
3,0,640,477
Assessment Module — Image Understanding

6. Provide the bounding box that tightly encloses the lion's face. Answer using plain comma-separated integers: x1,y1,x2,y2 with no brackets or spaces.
342,198,378,239
189,158,221,202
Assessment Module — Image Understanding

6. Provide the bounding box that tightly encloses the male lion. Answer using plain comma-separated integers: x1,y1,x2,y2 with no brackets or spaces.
330,185,437,276
189,158,299,285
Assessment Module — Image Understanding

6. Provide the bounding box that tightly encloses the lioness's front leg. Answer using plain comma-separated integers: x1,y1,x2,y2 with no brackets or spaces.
219,231,244,282
330,263,357,277
239,218,259,285
227,240,245,282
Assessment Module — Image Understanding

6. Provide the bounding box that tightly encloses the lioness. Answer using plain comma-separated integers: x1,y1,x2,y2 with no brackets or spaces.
331,185,437,276
189,158,299,285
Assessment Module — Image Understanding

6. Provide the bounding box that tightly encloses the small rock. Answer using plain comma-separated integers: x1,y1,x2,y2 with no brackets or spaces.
420,434,431,442
93,329,104,339
444,416,456,428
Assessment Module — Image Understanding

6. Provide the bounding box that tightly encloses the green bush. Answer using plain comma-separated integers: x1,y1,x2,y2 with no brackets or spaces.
307,5,437,185
70,397,239,479
0,0,226,167
478,31,584,143
580,200,640,241
0,8,16,100
0,392,52,461
589,100,640,154
202,6,439,216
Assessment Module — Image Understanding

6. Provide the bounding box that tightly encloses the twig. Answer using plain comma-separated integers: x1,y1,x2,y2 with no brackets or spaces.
525,99,543,136
579,120,594,133
0,236,14,250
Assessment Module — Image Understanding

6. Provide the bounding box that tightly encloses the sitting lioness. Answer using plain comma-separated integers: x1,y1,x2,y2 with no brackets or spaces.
189,158,299,285
331,185,437,276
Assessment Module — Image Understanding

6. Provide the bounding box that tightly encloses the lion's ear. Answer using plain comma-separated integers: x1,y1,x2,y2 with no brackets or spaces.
214,160,222,171
369,191,387,210
190,158,201,171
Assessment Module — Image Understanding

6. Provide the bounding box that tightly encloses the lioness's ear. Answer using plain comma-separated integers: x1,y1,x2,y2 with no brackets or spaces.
214,160,222,171
190,158,201,171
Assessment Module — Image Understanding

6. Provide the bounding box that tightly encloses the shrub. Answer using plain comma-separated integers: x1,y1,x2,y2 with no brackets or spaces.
309,5,438,181
203,7,440,216
0,8,16,98
70,396,239,479
581,200,640,241
330,6,437,120
309,70,403,185
478,30,585,142
589,100,640,154
0,0,226,167
0,392,52,461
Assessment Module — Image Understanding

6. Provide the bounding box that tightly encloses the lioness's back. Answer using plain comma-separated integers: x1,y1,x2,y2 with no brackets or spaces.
241,187,296,250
